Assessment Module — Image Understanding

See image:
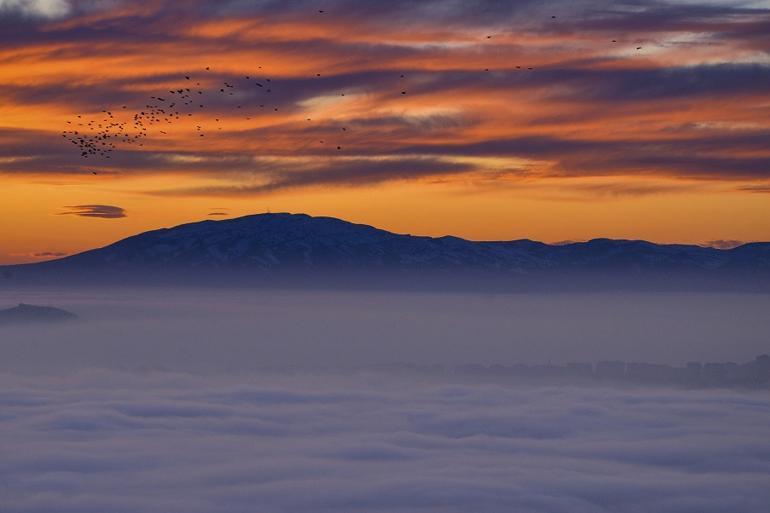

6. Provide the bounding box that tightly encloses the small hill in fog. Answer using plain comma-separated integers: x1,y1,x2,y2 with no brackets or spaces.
0,303,78,325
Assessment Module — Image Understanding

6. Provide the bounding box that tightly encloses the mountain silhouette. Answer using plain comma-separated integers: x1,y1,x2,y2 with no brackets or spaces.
0,303,78,325
2,213,769,290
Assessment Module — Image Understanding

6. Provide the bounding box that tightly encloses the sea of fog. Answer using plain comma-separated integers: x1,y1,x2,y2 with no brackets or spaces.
1,288,769,371
1,370,769,513
2,288,770,513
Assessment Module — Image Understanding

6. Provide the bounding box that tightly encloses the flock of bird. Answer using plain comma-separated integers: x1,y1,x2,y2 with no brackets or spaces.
62,12,646,166
61,65,366,161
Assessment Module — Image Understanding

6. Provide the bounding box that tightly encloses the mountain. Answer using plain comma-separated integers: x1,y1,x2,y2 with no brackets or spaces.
2,213,769,290
0,303,78,325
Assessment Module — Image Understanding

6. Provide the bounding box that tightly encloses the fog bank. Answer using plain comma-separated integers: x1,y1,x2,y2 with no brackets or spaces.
1,288,769,372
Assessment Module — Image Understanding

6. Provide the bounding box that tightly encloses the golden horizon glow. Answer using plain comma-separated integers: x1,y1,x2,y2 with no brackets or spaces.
1,0,769,264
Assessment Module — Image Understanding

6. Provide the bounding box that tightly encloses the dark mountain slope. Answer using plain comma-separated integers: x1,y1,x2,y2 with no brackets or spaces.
2,213,768,290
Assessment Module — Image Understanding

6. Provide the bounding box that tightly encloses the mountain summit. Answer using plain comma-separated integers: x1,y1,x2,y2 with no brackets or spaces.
2,213,769,290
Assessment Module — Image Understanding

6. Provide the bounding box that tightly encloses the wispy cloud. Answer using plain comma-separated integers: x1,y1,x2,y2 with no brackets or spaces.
33,250,68,257
738,184,770,194
152,157,477,196
705,239,746,250
58,204,126,218
0,0,71,19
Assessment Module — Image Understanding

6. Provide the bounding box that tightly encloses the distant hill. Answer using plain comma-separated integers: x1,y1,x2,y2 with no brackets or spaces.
1,213,769,290
0,303,78,325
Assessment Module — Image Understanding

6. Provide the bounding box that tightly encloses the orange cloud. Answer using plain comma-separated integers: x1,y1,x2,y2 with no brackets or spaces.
1,0,769,262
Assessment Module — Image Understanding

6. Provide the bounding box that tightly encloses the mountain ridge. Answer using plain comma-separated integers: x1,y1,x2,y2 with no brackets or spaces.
2,213,769,290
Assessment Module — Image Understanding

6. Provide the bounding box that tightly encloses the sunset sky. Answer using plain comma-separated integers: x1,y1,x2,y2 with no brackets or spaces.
1,0,769,264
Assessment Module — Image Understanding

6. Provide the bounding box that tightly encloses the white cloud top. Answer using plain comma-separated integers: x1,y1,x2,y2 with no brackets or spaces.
0,0,71,18
1,370,769,513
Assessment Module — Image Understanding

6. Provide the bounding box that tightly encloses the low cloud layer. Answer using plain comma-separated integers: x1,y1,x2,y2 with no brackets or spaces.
705,239,746,250
1,288,768,511
58,205,127,218
1,288,769,371
1,370,768,513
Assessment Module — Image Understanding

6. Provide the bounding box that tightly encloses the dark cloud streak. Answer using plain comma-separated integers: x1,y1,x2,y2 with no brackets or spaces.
58,205,127,218
155,157,477,196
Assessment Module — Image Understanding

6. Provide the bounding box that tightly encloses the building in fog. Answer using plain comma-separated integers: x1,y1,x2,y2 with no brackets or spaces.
596,361,625,380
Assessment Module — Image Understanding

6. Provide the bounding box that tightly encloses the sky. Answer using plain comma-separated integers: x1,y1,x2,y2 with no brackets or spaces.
1,0,770,263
